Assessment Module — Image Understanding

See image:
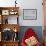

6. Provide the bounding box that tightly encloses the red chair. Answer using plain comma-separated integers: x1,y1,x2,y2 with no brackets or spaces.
21,28,41,46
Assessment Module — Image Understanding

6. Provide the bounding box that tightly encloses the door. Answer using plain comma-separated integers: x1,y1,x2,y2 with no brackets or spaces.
43,0,46,46
43,0,46,26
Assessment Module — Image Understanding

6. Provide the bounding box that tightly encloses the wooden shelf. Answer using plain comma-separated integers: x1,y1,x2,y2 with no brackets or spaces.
2,40,19,42
0,7,19,16
0,40,19,46
0,7,19,46
0,24,19,32
0,7,19,10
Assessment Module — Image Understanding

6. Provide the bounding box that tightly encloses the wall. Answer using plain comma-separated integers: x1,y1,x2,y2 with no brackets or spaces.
0,0,44,26
18,0,44,26
18,26,43,44
0,0,44,44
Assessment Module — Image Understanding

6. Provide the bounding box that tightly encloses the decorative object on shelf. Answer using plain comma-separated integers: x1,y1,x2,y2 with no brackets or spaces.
2,10,9,15
1,28,19,41
13,27,17,32
2,28,13,41
5,18,8,24
23,9,37,20
15,0,17,7
13,28,18,40
13,32,18,41
9,10,18,15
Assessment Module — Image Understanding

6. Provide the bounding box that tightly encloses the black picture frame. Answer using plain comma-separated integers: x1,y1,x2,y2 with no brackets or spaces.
23,9,37,20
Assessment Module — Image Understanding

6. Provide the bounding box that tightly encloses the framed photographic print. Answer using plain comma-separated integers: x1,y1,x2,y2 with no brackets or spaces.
2,10,9,15
23,9,37,20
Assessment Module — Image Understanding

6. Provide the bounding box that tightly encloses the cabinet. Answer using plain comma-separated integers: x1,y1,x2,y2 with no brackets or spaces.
0,7,19,46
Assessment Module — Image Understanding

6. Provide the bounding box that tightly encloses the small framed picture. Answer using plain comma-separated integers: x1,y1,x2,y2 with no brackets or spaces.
23,9,37,20
2,10,9,15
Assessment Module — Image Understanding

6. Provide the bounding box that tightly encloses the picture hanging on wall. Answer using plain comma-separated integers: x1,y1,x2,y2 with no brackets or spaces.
23,9,37,20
